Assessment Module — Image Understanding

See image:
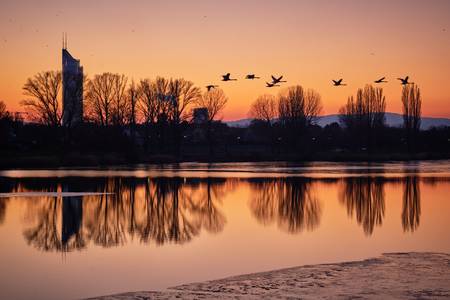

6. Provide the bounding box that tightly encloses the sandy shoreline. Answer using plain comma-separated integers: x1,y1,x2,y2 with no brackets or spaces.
88,252,450,299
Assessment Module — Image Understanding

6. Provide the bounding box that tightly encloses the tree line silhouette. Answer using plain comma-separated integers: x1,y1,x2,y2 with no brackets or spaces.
0,175,431,252
0,70,448,165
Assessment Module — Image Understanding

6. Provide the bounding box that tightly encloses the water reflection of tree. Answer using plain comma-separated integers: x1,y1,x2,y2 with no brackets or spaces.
24,196,86,252
249,180,278,225
339,177,385,236
84,179,128,247
402,176,421,232
137,178,200,244
18,177,227,251
1,175,438,252
187,178,227,234
249,178,321,234
0,198,7,225
137,178,226,245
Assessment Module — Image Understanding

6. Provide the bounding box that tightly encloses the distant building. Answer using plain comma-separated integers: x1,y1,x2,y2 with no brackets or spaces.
193,107,208,124
62,37,83,127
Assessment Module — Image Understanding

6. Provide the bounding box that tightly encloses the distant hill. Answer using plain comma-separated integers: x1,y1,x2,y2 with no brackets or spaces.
225,113,450,130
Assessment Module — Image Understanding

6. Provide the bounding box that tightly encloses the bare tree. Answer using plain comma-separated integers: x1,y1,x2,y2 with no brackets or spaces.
111,74,128,126
277,85,322,148
137,79,159,125
401,84,422,151
134,77,200,152
169,78,201,124
85,73,128,126
167,78,201,153
304,89,322,125
339,85,386,150
137,79,158,150
196,88,228,123
126,80,139,143
278,85,306,127
278,85,322,127
127,80,139,126
248,94,277,124
0,100,8,119
21,71,62,126
154,76,171,123
195,88,228,155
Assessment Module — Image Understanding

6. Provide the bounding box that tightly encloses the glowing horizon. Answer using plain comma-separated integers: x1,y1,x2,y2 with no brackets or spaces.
0,0,449,120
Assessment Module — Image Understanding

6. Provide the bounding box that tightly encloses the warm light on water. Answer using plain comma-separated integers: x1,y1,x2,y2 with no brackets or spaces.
0,162,449,300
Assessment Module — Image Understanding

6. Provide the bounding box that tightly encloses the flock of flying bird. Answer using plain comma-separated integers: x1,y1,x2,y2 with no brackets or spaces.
205,74,414,91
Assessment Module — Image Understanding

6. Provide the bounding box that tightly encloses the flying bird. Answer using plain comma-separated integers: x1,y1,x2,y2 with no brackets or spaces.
206,85,218,91
374,77,387,83
266,82,280,88
397,76,412,85
245,74,260,79
271,75,286,84
222,73,237,81
332,79,346,86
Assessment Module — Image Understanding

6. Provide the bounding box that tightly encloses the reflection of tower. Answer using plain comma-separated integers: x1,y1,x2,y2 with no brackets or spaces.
62,33,83,127
61,192,83,246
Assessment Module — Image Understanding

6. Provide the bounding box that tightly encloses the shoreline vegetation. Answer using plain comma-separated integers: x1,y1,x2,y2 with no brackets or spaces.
89,252,450,300
1,74,449,169
1,151,450,169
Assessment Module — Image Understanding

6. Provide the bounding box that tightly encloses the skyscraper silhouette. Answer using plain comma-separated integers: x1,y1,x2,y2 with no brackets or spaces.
62,34,83,127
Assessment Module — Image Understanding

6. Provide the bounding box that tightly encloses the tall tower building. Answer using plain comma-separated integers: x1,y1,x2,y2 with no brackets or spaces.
62,34,83,127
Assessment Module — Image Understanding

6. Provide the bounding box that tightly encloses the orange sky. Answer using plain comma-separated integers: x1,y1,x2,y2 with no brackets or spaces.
0,0,449,120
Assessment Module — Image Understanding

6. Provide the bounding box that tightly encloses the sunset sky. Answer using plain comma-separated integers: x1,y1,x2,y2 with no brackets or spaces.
0,0,449,120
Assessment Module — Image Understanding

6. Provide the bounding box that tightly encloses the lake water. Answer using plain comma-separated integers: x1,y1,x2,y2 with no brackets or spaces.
1,161,450,300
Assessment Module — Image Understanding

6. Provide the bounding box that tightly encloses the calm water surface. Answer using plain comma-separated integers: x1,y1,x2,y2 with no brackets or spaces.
0,161,450,300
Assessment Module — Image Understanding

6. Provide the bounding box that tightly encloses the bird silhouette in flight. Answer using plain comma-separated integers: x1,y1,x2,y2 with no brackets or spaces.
374,77,387,83
222,73,237,81
266,82,280,88
206,85,218,91
245,74,260,79
332,79,346,86
271,75,287,84
397,76,412,85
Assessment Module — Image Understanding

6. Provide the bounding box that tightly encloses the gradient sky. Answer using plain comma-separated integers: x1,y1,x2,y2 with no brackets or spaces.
0,0,449,120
